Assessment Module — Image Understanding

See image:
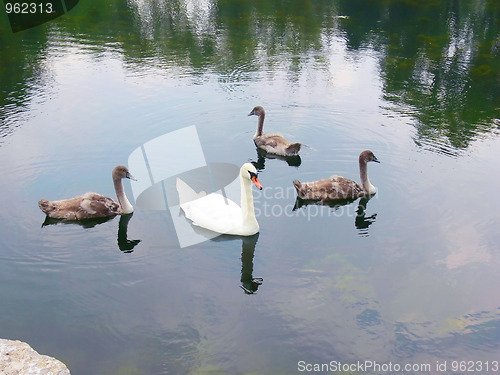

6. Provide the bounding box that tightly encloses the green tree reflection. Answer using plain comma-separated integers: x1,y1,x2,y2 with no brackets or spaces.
1,0,498,153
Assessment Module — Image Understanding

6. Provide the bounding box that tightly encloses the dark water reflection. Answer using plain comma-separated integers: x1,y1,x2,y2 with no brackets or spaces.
41,213,141,252
0,0,499,374
293,195,378,237
41,215,115,229
254,147,302,169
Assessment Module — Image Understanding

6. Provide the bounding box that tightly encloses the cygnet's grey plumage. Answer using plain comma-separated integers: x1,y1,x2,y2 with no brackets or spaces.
38,165,136,220
249,106,301,156
293,150,380,201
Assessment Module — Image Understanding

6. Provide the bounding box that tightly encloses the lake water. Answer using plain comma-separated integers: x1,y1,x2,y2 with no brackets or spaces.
1,1,499,374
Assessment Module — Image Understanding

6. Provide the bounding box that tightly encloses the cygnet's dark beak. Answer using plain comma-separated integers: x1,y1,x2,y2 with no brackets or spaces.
372,155,380,163
248,110,255,116
126,172,138,181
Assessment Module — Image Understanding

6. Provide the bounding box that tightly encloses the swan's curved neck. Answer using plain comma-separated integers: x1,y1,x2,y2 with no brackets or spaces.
255,113,265,138
240,175,256,222
359,160,375,194
114,178,134,214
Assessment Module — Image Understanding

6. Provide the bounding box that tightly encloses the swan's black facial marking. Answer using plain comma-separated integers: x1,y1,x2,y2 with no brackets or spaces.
248,170,263,190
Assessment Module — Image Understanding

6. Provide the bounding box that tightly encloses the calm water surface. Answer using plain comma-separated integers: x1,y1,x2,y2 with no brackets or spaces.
1,1,499,374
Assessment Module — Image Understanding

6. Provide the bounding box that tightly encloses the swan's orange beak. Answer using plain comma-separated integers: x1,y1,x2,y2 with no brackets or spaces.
251,175,263,190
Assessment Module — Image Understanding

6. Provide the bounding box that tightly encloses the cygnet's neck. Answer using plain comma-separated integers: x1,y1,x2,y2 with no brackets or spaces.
254,113,265,138
359,159,376,195
114,178,134,214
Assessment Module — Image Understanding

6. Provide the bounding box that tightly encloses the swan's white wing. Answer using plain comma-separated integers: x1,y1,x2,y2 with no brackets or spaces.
176,178,206,204
180,193,243,234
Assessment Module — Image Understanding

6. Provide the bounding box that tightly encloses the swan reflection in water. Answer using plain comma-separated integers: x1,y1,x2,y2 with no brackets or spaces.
116,213,142,252
189,226,263,294
213,233,263,294
354,197,377,237
293,195,377,236
41,213,141,252
254,147,301,170
238,233,263,294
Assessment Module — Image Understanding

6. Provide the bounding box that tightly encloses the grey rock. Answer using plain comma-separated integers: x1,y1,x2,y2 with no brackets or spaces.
0,339,70,375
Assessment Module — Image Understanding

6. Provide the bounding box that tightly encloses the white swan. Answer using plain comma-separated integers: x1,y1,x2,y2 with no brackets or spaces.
249,106,301,156
293,150,380,201
176,163,263,236
38,165,137,220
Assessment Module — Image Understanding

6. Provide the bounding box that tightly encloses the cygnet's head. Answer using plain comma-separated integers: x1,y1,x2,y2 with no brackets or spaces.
359,150,380,164
113,165,137,181
248,106,265,117
241,163,263,190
